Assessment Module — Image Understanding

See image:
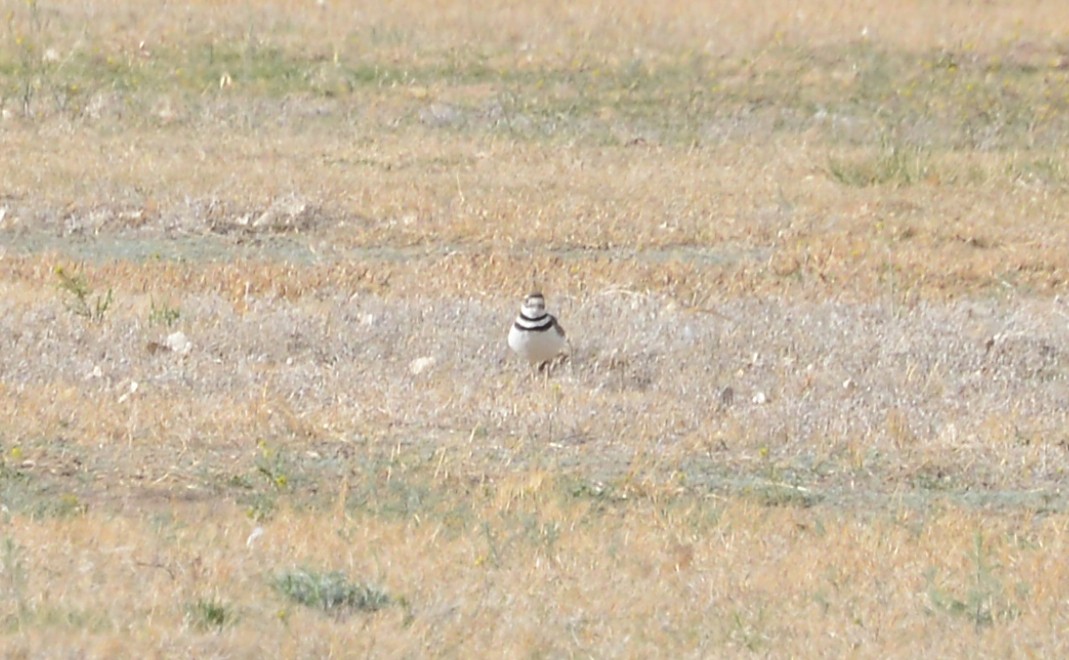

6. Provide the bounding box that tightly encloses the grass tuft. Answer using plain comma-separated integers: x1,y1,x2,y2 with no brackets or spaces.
148,298,181,328
186,597,235,631
925,531,1021,629
272,568,390,615
827,137,933,187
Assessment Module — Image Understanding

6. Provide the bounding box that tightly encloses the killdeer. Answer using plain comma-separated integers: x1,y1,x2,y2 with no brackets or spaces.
508,292,567,369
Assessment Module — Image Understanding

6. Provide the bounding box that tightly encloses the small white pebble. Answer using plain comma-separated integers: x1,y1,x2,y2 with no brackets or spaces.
164,331,192,355
409,356,436,375
752,391,768,405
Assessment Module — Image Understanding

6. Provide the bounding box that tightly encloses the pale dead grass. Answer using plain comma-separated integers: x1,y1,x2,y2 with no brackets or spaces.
4,128,1069,302
4,0,1069,656
11,0,1069,65
4,497,1069,656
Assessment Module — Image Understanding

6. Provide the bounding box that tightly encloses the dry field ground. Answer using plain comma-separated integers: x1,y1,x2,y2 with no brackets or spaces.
4,0,1069,656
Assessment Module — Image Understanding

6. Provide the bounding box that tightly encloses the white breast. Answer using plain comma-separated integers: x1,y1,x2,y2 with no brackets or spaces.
508,320,565,364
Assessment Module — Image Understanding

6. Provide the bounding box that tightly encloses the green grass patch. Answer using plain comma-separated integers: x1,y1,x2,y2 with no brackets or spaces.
741,483,822,508
0,447,86,520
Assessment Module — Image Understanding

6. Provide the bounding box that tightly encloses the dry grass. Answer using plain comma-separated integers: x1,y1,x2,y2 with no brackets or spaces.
4,0,1069,655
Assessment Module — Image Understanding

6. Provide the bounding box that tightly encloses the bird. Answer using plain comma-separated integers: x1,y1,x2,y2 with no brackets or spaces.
508,292,567,370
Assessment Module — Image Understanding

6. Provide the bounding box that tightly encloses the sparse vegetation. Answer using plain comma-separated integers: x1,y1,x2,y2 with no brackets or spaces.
148,299,181,328
253,442,292,493
1,538,28,629
3,0,1069,656
54,266,112,323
